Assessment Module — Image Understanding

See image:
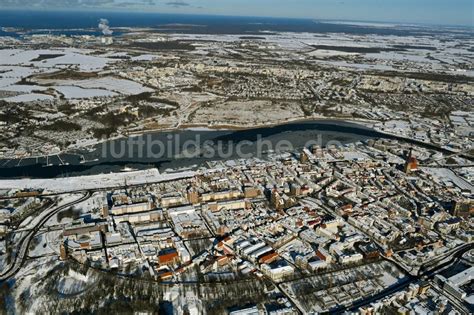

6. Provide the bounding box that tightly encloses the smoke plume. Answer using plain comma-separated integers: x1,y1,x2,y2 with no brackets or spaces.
98,18,113,36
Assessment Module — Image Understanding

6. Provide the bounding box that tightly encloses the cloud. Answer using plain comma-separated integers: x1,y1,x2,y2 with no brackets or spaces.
0,0,154,8
165,1,190,7
0,0,200,11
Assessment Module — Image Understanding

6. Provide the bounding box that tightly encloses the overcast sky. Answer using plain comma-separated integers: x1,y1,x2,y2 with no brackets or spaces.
1,0,473,26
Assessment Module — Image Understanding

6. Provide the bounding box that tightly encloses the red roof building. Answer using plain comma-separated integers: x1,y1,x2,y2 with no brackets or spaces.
158,250,179,265
259,252,279,264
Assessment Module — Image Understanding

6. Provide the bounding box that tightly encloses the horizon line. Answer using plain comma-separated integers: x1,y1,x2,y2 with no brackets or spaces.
0,8,473,29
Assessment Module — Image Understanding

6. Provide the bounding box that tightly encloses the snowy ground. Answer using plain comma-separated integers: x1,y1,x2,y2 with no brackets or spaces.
45,192,105,227
28,231,60,257
0,169,195,193
56,269,90,296
172,30,474,76
0,48,154,102
3,93,55,102
421,167,473,193
69,77,154,95
54,85,118,99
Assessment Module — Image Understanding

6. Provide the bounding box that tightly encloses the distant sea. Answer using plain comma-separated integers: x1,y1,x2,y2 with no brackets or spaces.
1,10,470,37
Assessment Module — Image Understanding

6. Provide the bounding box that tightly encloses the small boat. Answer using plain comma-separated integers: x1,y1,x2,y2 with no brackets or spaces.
121,166,138,172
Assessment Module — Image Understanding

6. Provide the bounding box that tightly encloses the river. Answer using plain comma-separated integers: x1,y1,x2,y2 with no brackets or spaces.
0,120,386,179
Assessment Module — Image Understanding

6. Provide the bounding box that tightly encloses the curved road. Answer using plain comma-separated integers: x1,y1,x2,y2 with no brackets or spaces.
0,192,91,282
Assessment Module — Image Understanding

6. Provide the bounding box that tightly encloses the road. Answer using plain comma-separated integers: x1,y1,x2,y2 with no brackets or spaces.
300,196,473,313
0,192,91,282
335,242,474,314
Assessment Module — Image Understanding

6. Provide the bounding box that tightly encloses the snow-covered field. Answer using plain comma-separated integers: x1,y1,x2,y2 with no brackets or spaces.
49,77,153,96
0,48,113,71
0,48,153,102
0,169,195,193
172,31,474,76
4,93,55,103
54,85,118,99
0,84,47,93
28,232,59,257
56,269,90,295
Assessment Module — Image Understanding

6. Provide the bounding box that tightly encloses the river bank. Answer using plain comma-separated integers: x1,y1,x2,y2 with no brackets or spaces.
0,119,380,179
